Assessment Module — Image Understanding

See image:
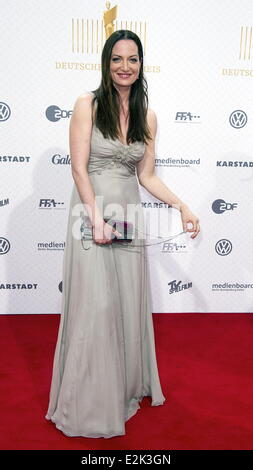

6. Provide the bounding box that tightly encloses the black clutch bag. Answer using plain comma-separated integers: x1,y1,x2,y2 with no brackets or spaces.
80,216,134,243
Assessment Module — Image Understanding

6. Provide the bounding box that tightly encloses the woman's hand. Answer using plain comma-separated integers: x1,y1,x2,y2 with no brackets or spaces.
92,220,123,245
180,204,200,239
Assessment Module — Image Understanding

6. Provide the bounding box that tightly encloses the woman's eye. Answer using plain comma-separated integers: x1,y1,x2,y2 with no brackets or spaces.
111,57,138,62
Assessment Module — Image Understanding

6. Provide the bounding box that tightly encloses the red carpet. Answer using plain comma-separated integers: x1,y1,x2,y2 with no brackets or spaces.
0,313,252,450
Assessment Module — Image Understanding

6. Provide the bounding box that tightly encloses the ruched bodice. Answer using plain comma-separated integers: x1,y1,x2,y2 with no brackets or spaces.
83,107,146,223
87,120,146,176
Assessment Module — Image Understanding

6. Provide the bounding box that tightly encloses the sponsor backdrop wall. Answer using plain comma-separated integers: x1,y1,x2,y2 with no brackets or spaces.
1,0,252,314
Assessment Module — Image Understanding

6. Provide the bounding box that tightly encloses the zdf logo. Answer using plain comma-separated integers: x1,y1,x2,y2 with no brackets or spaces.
212,199,238,214
46,105,72,122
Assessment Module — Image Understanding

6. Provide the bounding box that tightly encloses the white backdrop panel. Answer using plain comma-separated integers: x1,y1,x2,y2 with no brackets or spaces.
0,0,252,313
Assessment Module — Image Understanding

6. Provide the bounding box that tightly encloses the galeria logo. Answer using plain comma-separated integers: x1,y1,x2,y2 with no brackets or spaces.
52,154,71,165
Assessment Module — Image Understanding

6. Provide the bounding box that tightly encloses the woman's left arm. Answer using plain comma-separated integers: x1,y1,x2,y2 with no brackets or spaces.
136,109,200,239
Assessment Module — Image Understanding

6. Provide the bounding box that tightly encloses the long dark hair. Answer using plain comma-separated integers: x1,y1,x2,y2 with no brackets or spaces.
91,29,152,145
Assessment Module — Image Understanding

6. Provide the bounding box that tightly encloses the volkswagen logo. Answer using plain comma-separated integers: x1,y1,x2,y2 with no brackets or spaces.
0,102,11,122
229,110,247,128
215,239,232,256
0,237,11,254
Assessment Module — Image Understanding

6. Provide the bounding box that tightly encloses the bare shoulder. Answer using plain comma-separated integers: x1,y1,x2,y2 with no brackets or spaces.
146,108,157,140
72,92,94,120
147,107,157,127
77,91,94,103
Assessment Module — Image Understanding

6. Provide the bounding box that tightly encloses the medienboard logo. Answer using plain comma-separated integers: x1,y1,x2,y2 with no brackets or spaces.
37,241,65,251
155,156,200,168
212,281,253,292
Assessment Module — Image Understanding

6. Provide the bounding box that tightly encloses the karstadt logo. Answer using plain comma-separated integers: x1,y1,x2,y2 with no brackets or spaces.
229,110,247,128
212,199,238,214
0,237,10,255
141,201,172,209
215,239,233,256
216,159,253,167
0,155,31,164
0,102,11,121
0,283,38,290
46,105,72,122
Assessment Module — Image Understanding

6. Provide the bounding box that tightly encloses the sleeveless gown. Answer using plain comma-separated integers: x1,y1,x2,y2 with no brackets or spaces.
45,96,166,438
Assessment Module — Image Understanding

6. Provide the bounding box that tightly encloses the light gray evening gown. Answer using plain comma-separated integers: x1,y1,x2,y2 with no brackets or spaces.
45,94,166,438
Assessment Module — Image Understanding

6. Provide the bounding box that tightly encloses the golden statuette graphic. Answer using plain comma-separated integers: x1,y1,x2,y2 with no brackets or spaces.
103,1,118,39
71,2,147,55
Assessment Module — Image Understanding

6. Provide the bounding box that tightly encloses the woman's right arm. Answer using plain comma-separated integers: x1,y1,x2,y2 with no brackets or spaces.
69,93,122,243
69,93,103,228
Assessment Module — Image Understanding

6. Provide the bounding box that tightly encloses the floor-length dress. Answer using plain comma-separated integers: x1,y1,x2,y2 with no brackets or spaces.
45,94,166,438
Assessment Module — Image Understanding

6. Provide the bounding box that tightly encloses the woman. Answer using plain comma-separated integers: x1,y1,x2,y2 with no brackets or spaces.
45,29,200,439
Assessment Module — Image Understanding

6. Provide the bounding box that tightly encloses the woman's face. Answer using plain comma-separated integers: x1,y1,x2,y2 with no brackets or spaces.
110,39,141,89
